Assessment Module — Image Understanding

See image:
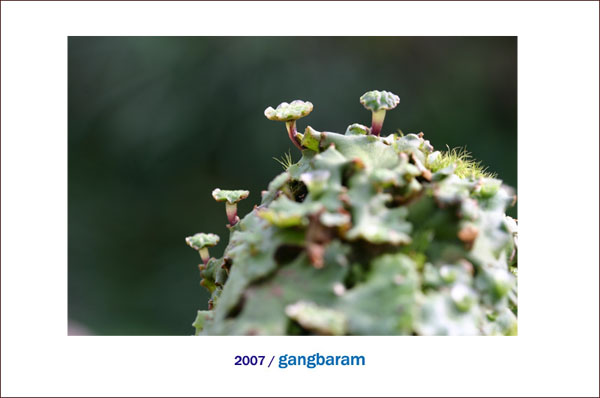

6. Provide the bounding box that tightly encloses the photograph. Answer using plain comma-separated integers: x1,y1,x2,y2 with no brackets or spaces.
68,36,518,336
3,1,599,396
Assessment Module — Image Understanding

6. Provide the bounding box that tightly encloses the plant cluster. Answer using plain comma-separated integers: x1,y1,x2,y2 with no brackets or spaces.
186,90,518,335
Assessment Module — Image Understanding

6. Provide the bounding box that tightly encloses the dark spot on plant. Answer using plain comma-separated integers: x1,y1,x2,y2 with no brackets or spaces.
286,319,311,335
226,296,245,319
287,180,308,202
274,244,304,265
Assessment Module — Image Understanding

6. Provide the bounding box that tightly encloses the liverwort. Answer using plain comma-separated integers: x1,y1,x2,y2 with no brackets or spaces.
185,232,220,266
264,100,313,150
359,90,400,136
186,89,518,336
212,188,249,226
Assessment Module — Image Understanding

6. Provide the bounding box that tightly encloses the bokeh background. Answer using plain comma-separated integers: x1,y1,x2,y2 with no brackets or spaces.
68,37,517,335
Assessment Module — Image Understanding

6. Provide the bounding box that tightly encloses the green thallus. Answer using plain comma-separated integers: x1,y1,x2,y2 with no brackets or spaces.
264,100,313,150
187,89,517,335
300,170,331,197
359,90,400,136
185,232,220,266
211,188,250,226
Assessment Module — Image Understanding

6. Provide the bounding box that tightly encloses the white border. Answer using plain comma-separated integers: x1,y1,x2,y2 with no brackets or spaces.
1,1,599,396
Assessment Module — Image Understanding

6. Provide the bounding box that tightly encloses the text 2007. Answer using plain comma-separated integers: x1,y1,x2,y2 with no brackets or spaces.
234,355,265,366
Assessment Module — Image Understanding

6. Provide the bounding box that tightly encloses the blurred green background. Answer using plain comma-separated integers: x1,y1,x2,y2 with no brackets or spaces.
68,37,517,335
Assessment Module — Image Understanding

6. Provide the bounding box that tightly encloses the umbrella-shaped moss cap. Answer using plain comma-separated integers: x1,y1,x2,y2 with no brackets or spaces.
211,189,250,204
264,100,313,122
185,232,220,251
360,90,400,112
212,188,250,226
359,90,400,136
185,232,220,265
264,100,314,150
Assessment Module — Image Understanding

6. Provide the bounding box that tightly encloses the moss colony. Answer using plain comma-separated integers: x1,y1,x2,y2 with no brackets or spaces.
186,90,518,336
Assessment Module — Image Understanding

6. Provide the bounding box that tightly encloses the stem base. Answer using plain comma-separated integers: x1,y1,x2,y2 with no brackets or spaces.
285,121,304,150
371,110,386,136
226,202,239,226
